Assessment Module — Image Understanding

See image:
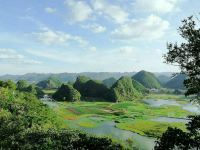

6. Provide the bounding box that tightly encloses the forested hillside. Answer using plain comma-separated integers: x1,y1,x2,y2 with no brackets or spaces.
132,71,162,89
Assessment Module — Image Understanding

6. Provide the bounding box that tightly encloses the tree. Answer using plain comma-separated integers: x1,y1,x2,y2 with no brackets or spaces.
16,80,29,91
156,16,200,149
24,85,44,98
0,80,16,90
164,16,200,101
155,116,200,150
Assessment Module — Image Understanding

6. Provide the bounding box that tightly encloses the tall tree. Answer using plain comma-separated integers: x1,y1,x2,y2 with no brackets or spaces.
156,16,200,149
164,16,200,101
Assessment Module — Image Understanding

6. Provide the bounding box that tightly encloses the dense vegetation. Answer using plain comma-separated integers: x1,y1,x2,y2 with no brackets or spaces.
0,82,123,149
155,116,200,150
165,74,186,90
52,84,81,102
156,16,200,149
133,70,162,89
37,76,61,89
73,76,109,100
110,76,143,102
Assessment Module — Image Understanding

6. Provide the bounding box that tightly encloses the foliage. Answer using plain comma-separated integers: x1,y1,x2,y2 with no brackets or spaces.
133,70,162,89
156,16,200,149
53,84,81,102
0,80,16,90
16,80,29,91
103,77,117,88
37,76,61,89
164,16,200,100
0,88,123,149
155,116,200,150
24,84,44,98
110,76,142,102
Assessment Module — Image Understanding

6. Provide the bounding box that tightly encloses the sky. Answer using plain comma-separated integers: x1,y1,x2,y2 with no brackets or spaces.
0,0,199,75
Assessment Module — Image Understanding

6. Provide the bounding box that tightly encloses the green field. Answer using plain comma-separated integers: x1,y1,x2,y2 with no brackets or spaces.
41,93,195,149
46,94,192,136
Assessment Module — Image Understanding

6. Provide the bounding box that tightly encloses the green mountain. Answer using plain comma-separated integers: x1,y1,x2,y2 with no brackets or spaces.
132,70,162,89
73,76,109,99
110,76,143,102
52,84,81,102
165,74,186,89
36,76,61,89
132,79,148,94
102,77,117,88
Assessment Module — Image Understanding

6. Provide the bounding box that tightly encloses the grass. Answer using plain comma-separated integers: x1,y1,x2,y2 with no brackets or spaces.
116,119,186,137
43,89,57,95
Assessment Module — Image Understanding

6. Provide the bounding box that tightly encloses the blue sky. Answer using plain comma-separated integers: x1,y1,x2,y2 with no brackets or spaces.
0,0,199,74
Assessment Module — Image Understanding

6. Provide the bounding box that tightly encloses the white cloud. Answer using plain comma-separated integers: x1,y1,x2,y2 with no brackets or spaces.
45,7,57,13
65,0,93,22
112,14,170,40
82,24,106,33
91,0,129,24
119,46,135,54
34,28,88,45
0,49,41,65
134,0,180,13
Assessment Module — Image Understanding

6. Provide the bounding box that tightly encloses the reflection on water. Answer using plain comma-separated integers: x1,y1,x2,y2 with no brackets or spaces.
144,99,200,114
182,103,200,114
144,99,180,107
152,117,189,123
80,121,155,150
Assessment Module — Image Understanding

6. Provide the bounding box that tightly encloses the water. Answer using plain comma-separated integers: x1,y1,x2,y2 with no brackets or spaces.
144,99,200,114
182,103,200,114
151,117,189,123
144,99,180,107
80,121,155,150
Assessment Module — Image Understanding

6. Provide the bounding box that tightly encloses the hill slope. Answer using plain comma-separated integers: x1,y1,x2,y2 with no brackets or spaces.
157,75,171,85
36,76,61,89
165,74,186,89
73,76,109,99
110,76,143,102
132,71,162,89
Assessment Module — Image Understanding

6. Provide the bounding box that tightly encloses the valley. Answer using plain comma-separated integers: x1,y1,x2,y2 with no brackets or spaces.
42,93,196,149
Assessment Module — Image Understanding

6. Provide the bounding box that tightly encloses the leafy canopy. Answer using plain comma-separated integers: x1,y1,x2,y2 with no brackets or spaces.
164,16,200,100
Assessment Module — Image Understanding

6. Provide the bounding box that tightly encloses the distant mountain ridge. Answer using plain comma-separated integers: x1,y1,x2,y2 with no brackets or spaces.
0,71,175,84
0,72,137,83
